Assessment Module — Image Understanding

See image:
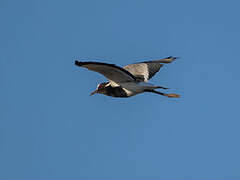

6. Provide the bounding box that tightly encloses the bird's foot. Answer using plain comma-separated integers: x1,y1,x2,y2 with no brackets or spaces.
156,86,169,90
165,93,180,98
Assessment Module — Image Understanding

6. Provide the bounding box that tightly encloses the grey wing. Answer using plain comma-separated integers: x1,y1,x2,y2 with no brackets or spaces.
75,61,136,86
123,56,178,82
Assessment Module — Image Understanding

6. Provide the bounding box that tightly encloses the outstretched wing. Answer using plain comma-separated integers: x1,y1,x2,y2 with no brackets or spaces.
123,56,178,82
75,61,136,86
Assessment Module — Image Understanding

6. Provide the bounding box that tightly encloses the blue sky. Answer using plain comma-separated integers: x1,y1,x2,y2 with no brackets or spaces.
1,0,240,179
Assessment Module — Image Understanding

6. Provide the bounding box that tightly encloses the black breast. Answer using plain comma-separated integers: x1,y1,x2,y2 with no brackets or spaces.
105,86,128,98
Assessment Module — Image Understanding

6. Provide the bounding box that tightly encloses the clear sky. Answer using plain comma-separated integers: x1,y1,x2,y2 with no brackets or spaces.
1,0,240,179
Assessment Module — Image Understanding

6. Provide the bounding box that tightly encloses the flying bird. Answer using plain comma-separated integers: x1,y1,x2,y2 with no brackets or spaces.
75,56,180,98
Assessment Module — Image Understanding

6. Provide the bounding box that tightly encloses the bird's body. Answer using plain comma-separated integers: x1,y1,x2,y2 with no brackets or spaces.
97,81,161,97
75,56,180,98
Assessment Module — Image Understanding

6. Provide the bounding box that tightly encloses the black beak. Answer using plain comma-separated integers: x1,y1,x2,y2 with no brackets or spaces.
90,90,98,96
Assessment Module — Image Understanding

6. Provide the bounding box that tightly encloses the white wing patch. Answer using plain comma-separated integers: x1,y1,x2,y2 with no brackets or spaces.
123,56,177,82
124,63,149,82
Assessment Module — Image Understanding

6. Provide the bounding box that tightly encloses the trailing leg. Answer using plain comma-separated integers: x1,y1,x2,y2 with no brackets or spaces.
155,86,169,90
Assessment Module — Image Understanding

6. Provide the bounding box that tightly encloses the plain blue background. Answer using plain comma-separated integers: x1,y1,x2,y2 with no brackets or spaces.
1,0,240,179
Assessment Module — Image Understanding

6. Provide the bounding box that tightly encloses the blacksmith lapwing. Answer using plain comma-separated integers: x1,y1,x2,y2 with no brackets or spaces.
75,56,180,98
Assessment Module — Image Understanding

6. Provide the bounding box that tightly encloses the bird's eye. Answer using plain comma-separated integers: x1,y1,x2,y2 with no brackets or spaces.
97,84,103,89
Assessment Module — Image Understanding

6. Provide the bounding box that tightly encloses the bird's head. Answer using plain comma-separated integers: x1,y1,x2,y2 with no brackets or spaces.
90,82,108,96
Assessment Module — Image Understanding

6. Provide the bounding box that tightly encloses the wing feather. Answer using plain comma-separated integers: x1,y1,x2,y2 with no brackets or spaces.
124,56,177,82
75,61,136,85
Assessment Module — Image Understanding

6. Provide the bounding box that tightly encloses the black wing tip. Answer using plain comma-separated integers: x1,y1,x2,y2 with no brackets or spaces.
75,60,83,66
74,61,116,67
75,61,94,66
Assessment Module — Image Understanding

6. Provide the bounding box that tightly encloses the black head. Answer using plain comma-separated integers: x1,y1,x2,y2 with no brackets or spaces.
90,82,109,96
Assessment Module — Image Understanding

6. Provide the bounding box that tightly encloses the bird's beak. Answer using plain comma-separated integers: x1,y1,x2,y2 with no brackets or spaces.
90,90,98,96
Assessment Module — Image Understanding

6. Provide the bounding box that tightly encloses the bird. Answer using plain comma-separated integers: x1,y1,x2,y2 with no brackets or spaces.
75,56,180,98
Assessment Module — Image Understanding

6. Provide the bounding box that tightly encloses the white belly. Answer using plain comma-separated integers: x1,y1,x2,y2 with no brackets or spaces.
120,82,157,96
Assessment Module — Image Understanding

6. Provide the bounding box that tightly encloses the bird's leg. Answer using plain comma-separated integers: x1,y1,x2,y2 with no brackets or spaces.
155,86,169,90
144,89,180,98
